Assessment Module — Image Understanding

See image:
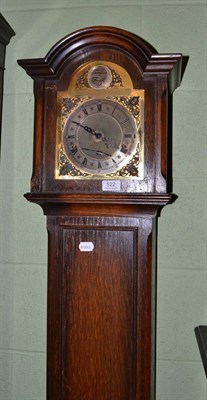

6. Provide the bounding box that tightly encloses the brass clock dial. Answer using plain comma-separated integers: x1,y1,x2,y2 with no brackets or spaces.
56,61,144,181
63,98,138,175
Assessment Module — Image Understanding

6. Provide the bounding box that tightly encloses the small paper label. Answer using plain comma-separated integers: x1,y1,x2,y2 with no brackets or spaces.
79,242,94,252
102,180,121,192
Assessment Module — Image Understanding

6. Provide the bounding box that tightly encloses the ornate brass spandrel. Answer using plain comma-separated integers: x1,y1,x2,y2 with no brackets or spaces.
58,145,90,177
60,96,90,129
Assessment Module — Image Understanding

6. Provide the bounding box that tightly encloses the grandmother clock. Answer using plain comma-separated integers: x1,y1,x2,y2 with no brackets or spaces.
18,27,182,400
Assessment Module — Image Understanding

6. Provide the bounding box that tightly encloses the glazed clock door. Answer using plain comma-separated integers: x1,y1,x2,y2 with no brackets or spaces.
54,61,144,187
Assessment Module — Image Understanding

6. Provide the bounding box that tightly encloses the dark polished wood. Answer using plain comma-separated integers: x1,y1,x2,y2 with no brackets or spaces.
195,326,207,378
18,26,183,400
0,14,15,155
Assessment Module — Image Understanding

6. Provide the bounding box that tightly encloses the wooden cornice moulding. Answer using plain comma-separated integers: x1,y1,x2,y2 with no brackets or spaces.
17,26,182,88
24,191,175,205
144,53,183,93
24,192,176,217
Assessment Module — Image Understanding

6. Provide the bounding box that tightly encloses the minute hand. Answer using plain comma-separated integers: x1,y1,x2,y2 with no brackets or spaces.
72,121,102,139
72,120,119,149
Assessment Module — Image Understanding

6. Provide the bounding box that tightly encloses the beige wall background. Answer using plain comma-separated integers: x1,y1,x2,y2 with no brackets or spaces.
0,1,207,399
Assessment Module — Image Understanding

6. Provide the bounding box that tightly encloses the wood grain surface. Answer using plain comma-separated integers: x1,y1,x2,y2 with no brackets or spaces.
62,228,135,400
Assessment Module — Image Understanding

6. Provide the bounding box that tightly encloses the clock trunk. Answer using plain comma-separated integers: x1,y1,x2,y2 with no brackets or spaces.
46,213,156,400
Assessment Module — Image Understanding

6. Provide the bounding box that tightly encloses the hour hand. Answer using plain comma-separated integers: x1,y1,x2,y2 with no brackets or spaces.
72,120,119,149
81,147,111,157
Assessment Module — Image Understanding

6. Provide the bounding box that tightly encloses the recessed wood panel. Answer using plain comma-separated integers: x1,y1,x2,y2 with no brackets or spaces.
61,227,137,400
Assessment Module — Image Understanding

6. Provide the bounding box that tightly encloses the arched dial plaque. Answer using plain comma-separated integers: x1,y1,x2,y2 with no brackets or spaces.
18,26,182,400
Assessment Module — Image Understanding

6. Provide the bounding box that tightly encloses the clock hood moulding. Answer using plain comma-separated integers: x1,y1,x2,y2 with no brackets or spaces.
17,26,183,197
17,26,182,93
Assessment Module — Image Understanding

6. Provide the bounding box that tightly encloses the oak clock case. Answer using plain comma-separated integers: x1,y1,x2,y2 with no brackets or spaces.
18,26,183,400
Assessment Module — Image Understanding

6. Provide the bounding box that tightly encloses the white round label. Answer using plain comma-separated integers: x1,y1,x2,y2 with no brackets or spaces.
79,242,94,252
